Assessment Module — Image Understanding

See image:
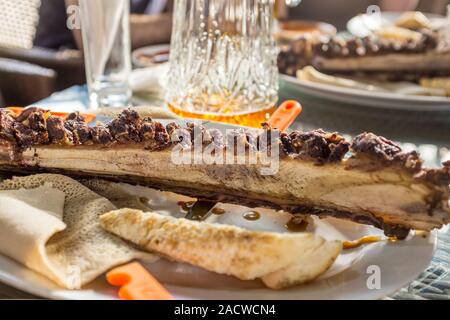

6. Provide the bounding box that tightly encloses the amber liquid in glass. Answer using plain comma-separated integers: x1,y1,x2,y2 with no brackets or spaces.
168,103,276,128
166,0,279,129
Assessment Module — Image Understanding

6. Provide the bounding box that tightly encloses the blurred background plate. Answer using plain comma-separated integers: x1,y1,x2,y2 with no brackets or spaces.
132,44,170,68
275,19,337,42
281,74,450,111
347,11,446,37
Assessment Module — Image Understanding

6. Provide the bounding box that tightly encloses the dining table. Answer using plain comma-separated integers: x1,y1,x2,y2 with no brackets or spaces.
1,80,449,300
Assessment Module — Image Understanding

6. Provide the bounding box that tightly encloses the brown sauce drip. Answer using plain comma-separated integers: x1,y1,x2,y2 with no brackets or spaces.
211,207,226,215
414,230,429,238
179,201,216,221
243,211,261,221
178,201,196,213
343,236,398,250
139,197,150,204
285,218,309,232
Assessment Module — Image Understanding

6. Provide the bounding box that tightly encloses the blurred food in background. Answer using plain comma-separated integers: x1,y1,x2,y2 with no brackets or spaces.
278,9,450,98
132,44,170,68
275,20,337,42
1,0,450,107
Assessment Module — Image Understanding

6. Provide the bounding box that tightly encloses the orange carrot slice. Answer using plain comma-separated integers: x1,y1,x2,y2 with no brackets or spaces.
106,262,173,300
267,100,302,132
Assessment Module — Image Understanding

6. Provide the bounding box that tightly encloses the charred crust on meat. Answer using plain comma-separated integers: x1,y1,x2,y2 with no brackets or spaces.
350,132,423,173
186,123,215,146
72,122,92,145
64,115,91,145
165,122,180,136
0,109,16,142
46,117,65,143
27,111,47,132
15,107,43,123
12,123,40,149
351,132,402,159
139,117,156,141
381,225,411,239
90,125,113,145
283,129,349,164
66,112,85,122
153,122,171,149
292,205,411,239
12,109,49,148
47,116,73,145
420,163,450,187
108,109,141,143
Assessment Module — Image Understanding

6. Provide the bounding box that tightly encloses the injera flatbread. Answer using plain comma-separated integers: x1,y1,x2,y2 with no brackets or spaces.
0,174,148,289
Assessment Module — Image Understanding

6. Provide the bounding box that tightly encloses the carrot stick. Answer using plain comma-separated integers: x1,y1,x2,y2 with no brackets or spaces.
106,262,173,300
267,100,303,132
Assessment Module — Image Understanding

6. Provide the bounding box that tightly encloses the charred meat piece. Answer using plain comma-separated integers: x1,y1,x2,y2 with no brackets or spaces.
288,130,350,164
350,132,423,172
64,112,92,145
47,116,73,145
66,112,86,122
153,122,171,149
73,123,92,145
13,110,49,148
0,109,16,142
90,125,113,145
108,109,142,143
140,117,156,141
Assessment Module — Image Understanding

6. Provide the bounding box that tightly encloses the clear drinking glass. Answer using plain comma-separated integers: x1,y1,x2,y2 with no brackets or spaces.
166,0,279,127
79,0,132,108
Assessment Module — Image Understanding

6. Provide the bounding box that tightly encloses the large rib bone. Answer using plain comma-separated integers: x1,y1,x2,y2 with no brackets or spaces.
0,108,449,238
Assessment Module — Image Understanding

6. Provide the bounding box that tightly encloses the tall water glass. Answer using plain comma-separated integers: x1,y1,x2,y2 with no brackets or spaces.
166,0,279,127
79,0,132,108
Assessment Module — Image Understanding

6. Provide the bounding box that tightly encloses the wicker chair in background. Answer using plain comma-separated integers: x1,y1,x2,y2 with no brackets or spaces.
0,0,85,107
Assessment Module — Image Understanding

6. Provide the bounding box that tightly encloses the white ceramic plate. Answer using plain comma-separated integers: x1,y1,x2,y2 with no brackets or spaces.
347,11,446,38
281,75,450,111
0,183,437,300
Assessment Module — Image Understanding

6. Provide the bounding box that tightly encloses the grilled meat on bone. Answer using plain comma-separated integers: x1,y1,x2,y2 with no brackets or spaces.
0,108,449,239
